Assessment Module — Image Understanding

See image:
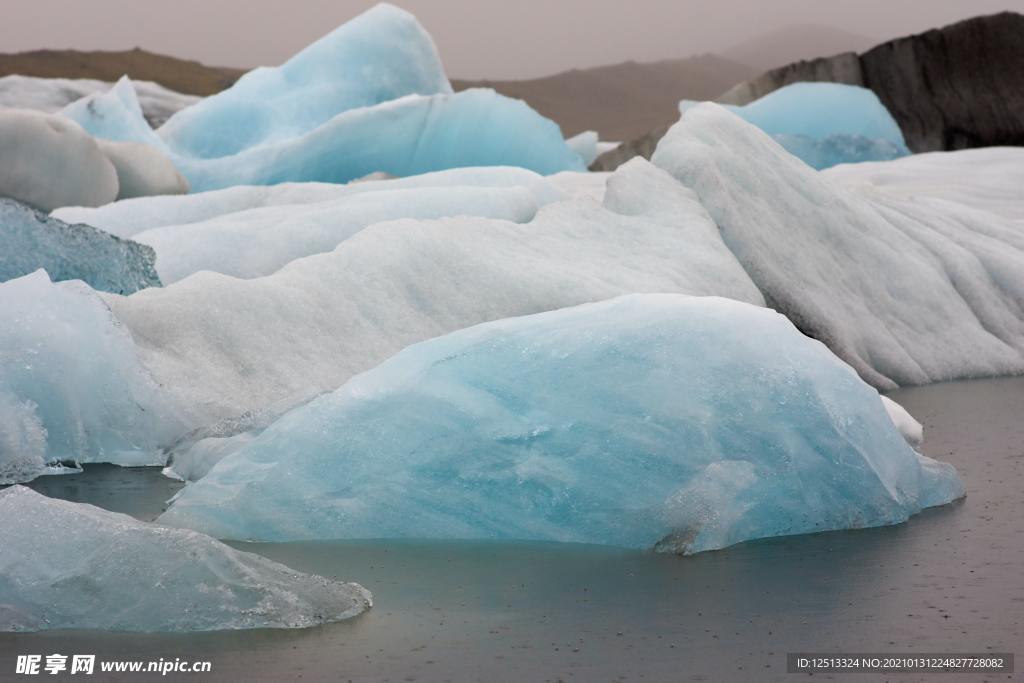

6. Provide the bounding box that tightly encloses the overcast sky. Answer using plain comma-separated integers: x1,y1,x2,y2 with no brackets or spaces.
2,0,1021,79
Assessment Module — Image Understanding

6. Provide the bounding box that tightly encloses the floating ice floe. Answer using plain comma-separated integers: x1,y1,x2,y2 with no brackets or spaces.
0,487,370,632
103,158,762,433
0,109,118,211
652,104,1024,390
0,74,198,127
0,272,180,484
158,294,964,551
0,198,160,294
682,83,910,169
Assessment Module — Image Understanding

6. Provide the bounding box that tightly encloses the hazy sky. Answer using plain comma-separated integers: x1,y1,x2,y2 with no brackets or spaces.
2,0,1021,79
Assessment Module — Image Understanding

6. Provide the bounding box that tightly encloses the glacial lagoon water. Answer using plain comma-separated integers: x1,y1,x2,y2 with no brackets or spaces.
2,377,1022,682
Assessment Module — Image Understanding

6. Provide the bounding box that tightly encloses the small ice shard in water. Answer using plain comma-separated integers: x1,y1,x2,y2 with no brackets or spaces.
159,294,964,553
0,487,371,632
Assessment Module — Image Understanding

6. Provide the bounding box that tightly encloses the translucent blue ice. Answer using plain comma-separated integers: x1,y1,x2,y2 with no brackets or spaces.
159,294,963,553
681,83,910,169
0,271,181,484
0,487,370,632
158,3,452,159
0,198,160,294
59,5,584,191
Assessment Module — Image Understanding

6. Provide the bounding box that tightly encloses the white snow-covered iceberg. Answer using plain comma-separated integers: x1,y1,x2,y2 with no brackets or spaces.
158,294,963,551
158,3,451,158
682,83,909,169
652,104,1024,390
0,74,198,127
98,139,190,200
57,169,565,283
103,159,762,431
0,272,180,484
129,185,549,283
53,166,566,238
0,109,118,211
0,198,160,294
0,487,370,632
824,147,1024,224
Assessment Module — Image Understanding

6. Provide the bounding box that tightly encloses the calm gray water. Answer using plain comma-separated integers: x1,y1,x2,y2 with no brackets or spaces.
2,377,1022,682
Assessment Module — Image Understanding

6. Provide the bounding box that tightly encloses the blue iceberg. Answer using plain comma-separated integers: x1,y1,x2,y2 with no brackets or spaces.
0,271,181,484
159,294,963,553
158,3,452,159
60,4,584,191
681,82,910,169
177,90,586,192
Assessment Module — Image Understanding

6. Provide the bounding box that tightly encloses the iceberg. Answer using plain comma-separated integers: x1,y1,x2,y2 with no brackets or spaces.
565,131,620,167
772,133,907,170
0,74,198,127
158,3,452,158
53,165,566,238
0,487,370,632
824,147,1024,223
652,104,1024,390
158,294,963,551
128,185,550,283
682,82,910,169
102,159,762,431
0,272,180,484
61,76,168,150
175,89,586,192
97,140,189,200
58,6,583,191
0,109,118,211
0,198,160,294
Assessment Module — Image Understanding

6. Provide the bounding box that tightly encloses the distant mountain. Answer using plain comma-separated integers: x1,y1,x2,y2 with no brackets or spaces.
723,24,877,72
453,55,757,141
0,48,244,96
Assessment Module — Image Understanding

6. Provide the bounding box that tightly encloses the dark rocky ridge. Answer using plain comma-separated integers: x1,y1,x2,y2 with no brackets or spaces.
594,12,1024,170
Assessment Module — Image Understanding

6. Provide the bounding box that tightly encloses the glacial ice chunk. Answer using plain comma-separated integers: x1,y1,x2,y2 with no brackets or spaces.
102,158,762,430
0,487,370,632
158,294,964,551
652,104,1024,389
0,109,118,211
0,272,180,483
0,198,160,294
158,3,452,158
681,83,909,169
